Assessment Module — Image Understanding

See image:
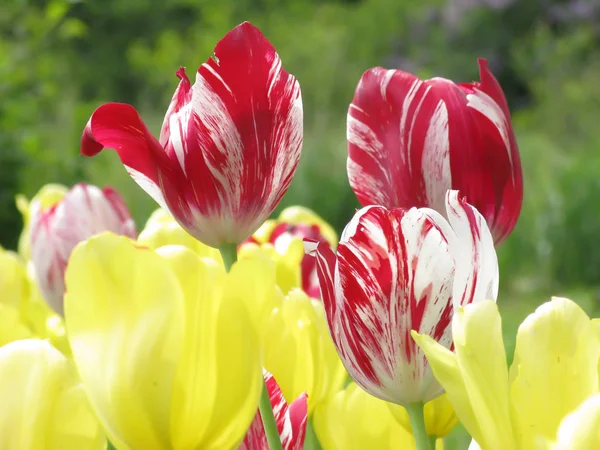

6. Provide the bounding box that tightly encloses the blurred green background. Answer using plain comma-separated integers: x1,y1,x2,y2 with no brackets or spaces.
1,0,600,447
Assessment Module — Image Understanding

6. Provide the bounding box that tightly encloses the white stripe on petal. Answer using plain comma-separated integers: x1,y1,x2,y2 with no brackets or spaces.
125,166,169,213
445,190,498,306
422,99,452,213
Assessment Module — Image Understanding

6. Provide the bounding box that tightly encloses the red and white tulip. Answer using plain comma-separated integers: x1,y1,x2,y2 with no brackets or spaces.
308,190,498,405
81,22,303,248
347,58,522,245
239,371,308,450
30,183,136,315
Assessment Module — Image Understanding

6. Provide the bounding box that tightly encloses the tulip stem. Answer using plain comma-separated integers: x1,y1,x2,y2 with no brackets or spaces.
260,377,284,450
107,441,117,450
406,402,432,450
218,243,238,271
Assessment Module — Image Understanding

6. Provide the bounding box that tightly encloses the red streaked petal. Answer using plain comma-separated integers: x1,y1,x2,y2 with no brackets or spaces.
238,371,307,450
167,21,302,244
330,206,455,404
159,67,192,148
444,190,498,307
81,103,171,212
347,68,483,215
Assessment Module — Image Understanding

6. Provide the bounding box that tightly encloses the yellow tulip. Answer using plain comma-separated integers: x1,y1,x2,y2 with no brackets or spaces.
15,184,68,260
414,297,600,450
264,289,347,415
238,241,304,295
0,339,104,449
314,382,417,449
64,233,262,450
138,208,222,263
388,394,458,439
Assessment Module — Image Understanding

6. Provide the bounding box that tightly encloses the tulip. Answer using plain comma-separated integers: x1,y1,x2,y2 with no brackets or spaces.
64,233,263,450
81,22,303,248
239,371,308,450
249,206,337,298
264,289,347,415
414,297,600,450
28,183,136,315
0,339,105,449
347,58,522,245
313,382,418,450
309,190,498,407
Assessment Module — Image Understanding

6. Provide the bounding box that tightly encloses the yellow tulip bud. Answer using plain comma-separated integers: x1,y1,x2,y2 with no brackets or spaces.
238,241,303,296
314,382,416,449
264,289,347,415
0,339,104,449
64,233,262,449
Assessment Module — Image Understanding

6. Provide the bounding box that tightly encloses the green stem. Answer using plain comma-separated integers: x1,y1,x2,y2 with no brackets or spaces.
406,403,432,450
218,242,238,271
107,441,118,450
259,377,284,450
303,418,322,450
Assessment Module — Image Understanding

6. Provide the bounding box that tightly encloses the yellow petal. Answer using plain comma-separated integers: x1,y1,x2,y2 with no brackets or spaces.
158,246,262,450
138,209,222,263
388,394,458,438
64,233,184,450
314,382,416,450
264,290,346,415
0,304,33,345
413,300,516,450
278,206,338,247
252,219,278,244
552,394,600,450
0,248,30,309
510,297,600,448
238,242,302,296
226,251,282,340
0,339,104,450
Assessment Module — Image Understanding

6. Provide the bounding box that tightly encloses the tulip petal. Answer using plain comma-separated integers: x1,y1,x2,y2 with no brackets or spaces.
0,339,104,449
165,22,302,245
155,246,263,450
326,205,456,404
509,297,600,448
81,103,171,212
347,67,480,214
64,233,184,449
239,371,308,450
313,382,416,450
458,59,523,244
414,301,517,450
552,394,600,450
442,190,498,306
